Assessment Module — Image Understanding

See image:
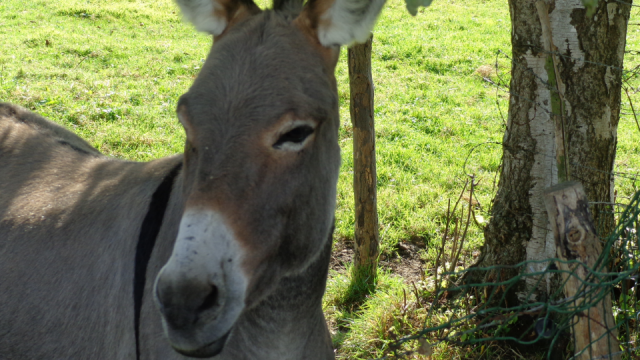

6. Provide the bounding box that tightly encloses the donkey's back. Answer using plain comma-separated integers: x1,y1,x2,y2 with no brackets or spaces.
0,103,181,359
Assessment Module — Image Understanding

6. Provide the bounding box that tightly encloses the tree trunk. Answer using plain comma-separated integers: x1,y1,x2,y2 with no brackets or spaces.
468,0,630,303
349,35,379,288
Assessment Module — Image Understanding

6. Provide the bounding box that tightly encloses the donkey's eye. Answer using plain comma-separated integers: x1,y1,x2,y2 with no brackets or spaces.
273,125,315,149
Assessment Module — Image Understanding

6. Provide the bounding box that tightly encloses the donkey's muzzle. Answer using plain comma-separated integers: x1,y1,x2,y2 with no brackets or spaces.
156,281,221,329
173,330,231,358
154,272,235,354
154,208,248,356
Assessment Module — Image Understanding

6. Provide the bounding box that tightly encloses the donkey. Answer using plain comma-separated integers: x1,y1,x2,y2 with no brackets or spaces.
0,0,386,358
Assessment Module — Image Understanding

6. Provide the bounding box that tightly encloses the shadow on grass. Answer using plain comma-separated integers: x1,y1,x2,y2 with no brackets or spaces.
329,263,379,352
340,264,378,310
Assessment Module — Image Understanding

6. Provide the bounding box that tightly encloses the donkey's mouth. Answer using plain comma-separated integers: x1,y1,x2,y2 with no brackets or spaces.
173,330,231,358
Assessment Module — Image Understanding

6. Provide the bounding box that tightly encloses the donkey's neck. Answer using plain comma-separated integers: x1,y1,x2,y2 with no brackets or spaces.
222,237,334,360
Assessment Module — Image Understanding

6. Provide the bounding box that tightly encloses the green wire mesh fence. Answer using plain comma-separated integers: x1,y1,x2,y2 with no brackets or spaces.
383,188,640,359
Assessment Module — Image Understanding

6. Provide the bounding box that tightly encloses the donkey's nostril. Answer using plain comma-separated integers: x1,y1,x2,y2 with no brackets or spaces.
197,285,219,312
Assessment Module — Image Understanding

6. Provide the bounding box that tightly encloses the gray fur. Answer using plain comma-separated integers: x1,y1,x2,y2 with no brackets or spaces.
0,9,343,360
0,103,181,359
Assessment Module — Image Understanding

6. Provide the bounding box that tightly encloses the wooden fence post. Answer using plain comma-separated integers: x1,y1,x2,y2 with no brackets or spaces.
348,35,379,287
543,181,619,360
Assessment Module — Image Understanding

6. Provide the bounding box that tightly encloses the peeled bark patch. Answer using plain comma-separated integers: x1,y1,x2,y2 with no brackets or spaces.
544,181,619,360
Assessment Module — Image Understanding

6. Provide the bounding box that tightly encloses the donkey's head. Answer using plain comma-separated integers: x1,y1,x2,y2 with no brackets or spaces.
154,0,384,356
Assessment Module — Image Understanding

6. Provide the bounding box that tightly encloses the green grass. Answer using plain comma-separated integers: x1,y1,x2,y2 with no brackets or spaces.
2,0,640,358
334,0,511,258
0,0,203,159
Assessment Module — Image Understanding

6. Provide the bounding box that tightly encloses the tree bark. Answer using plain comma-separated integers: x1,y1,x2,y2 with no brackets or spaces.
468,0,630,303
544,182,619,360
349,35,379,287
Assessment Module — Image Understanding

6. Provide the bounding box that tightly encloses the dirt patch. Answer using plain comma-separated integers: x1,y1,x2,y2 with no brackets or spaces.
381,242,427,285
330,239,355,273
330,240,428,285
475,64,496,78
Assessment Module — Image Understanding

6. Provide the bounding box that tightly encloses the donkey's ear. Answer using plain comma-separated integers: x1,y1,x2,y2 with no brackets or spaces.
176,0,261,36
295,0,387,47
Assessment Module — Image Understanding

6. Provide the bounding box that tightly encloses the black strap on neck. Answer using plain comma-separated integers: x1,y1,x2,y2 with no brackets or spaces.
133,162,182,360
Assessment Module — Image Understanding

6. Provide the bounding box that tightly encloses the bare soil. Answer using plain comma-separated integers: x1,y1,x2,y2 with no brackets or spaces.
330,239,428,285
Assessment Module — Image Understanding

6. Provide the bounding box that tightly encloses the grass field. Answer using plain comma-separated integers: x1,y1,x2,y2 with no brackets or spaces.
2,0,640,358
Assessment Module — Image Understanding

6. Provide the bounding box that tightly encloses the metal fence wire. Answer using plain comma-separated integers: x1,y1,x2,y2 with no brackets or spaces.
380,189,639,360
